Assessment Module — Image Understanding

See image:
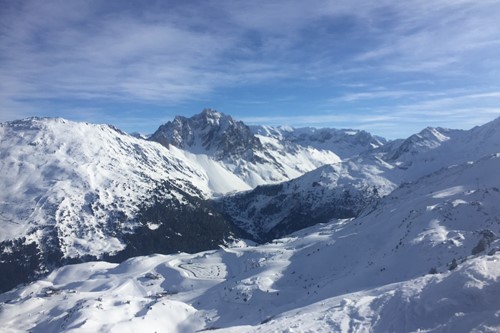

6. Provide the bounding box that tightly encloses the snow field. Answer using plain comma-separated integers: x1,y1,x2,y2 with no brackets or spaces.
2,228,499,332
2,115,500,332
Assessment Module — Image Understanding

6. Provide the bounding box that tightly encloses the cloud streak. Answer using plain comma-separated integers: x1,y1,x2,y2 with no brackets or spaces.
1,0,500,137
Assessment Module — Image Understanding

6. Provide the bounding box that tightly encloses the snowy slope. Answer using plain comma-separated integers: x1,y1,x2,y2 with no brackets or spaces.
150,109,341,187
3,115,496,259
0,118,253,250
2,153,500,332
0,118,207,251
2,114,500,332
325,116,500,196
217,116,500,243
217,160,395,241
220,253,500,333
0,118,248,292
375,119,500,181
2,243,498,333
387,126,463,162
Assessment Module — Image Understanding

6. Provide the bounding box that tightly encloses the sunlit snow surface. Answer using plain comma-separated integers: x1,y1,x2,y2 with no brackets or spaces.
1,232,498,332
2,116,500,332
2,154,500,332
0,117,340,258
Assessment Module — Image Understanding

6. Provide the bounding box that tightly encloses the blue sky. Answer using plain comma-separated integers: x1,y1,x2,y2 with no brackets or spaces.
1,0,500,138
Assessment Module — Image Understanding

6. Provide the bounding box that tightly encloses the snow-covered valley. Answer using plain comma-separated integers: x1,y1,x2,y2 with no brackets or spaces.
1,111,500,332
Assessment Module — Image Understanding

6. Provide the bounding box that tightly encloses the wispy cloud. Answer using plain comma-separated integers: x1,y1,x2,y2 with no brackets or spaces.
335,90,416,102
242,107,500,139
1,0,500,137
242,87,500,138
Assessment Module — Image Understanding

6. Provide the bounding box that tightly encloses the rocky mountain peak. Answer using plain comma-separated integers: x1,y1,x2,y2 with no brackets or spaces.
197,108,225,123
150,109,261,160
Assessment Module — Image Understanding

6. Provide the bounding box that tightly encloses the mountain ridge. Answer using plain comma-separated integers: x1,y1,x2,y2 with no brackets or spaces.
149,109,342,187
0,116,245,292
0,111,352,292
251,124,386,159
2,111,500,312
1,151,499,331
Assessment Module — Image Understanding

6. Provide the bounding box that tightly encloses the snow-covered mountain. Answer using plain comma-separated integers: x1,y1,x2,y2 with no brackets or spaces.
217,161,394,241
2,152,499,332
151,109,260,159
0,112,343,293
0,117,216,240
376,117,500,182
150,109,341,187
216,115,500,247
387,126,462,162
2,112,500,332
0,117,248,292
252,125,386,159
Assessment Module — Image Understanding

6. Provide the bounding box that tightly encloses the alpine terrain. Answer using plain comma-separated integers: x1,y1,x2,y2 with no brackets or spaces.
1,110,500,332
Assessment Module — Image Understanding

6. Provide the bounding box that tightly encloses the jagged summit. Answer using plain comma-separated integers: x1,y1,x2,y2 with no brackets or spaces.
150,108,261,159
196,108,226,124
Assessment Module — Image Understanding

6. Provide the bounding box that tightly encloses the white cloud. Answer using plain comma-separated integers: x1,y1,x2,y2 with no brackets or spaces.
352,1,500,74
1,0,500,138
241,86,500,138
336,90,416,102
